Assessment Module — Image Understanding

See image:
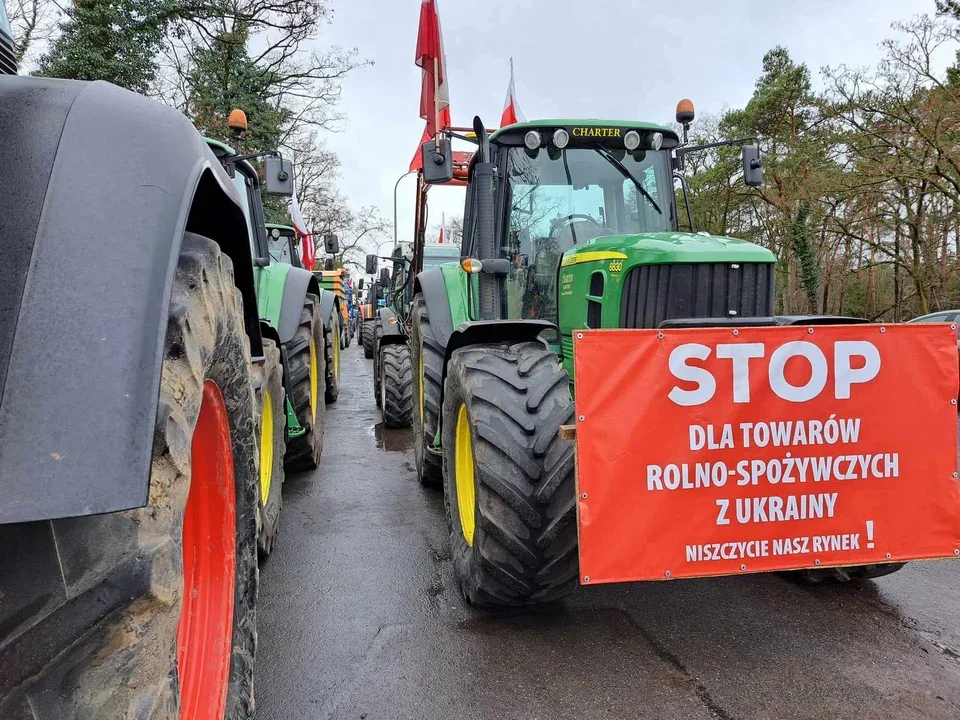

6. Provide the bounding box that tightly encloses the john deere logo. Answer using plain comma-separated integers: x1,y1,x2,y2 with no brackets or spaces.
572,127,622,138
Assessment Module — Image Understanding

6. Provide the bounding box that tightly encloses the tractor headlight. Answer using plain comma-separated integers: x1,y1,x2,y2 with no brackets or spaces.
552,129,570,149
524,130,542,150
649,132,664,151
623,130,641,151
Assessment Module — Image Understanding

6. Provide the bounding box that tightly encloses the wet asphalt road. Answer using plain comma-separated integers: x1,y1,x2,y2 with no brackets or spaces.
256,342,960,720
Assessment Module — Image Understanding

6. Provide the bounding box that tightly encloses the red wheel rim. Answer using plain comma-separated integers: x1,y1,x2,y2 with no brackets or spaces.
178,379,237,720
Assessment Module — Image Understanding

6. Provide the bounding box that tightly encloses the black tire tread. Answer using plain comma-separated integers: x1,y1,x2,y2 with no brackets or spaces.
284,296,326,470
411,296,443,487
380,343,413,428
442,341,578,608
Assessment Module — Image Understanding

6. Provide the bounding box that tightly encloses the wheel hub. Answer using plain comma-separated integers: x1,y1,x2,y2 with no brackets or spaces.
454,403,476,546
178,380,237,720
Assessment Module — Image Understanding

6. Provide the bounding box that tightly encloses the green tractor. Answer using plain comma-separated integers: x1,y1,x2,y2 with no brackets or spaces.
205,135,338,558
407,110,910,608
265,223,344,402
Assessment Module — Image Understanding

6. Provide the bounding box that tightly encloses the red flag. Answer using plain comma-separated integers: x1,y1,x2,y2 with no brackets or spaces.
410,0,451,171
438,212,445,244
500,58,525,128
300,232,315,271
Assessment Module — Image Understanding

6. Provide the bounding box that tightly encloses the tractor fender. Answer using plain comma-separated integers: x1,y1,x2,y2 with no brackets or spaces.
0,77,256,525
414,268,456,348
376,306,406,338
278,266,322,344
438,320,556,419
319,288,339,330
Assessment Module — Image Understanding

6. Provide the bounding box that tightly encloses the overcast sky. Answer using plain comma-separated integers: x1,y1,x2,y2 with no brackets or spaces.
319,0,940,250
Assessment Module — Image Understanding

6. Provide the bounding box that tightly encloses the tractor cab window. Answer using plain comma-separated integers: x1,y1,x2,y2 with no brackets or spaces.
504,144,673,322
268,232,295,264
0,3,10,38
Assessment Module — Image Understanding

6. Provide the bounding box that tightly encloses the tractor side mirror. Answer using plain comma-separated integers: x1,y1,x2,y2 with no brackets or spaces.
365,254,378,274
421,137,454,184
358,278,365,290
324,233,339,254
264,157,294,196
324,257,334,271
742,145,763,187
379,267,390,285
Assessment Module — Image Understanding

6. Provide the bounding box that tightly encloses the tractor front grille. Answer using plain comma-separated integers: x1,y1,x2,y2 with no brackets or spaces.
0,32,17,76
619,262,773,329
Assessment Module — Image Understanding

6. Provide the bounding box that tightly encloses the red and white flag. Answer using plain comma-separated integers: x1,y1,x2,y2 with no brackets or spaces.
288,184,307,236
500,57,525,128
410,0,451,171
288,182,315,270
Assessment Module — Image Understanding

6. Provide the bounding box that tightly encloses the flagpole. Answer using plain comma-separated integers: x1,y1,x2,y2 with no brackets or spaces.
433,55,441,139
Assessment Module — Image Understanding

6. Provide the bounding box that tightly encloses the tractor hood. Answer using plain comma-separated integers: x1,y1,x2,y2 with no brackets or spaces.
560,231,776,268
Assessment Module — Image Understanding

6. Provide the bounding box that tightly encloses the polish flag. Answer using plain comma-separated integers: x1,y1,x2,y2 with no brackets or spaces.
410,0,451,171
500,58,525,128
288,183,315,270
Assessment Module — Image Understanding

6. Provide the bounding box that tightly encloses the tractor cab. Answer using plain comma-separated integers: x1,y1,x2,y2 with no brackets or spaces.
489,120,681,323
266,223,301,267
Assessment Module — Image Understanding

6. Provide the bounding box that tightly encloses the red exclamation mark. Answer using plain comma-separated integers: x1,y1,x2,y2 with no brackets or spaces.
866,520,875,549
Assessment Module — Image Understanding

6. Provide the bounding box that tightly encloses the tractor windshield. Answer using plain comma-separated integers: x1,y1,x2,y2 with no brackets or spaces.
504,145,674,321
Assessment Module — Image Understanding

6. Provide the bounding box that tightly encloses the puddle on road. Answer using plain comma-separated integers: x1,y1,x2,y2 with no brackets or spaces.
373,423,414,452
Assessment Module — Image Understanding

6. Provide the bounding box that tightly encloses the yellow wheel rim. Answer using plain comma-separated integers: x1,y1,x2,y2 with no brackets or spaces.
309,338,319,422
259,389,274,504
454,403,476,546
332,325,340,382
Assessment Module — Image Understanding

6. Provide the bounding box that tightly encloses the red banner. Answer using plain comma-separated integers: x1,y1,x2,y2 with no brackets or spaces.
573,324,960,584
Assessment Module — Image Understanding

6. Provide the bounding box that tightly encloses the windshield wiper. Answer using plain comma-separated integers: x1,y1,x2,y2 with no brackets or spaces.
593,144,662,216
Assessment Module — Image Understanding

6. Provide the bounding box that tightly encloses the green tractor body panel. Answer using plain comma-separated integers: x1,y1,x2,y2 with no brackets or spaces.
556,232,777,381
439,262,476,327
254,262,291,330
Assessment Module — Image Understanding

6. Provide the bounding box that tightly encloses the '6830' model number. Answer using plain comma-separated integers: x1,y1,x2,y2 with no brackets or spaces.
608,261,623,273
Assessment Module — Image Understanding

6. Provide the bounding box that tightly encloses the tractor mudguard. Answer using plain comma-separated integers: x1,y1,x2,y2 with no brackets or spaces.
319,288,338,330
414,267,456,347
444,320,555,366
0,77,256,525
279,266,322,343
258,263,321,344
376,306,406,338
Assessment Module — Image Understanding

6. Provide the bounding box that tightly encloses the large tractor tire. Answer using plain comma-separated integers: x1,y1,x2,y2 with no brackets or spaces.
373,322,382,406
361,319,374,359
255,337,286,556
0,232,259,719
441,341,578,607
324,311,341,404
379,343,414,428
284,295,326,470
411,295,443,487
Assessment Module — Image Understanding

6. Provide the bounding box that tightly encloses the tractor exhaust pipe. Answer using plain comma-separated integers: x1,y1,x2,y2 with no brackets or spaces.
472,116,502,321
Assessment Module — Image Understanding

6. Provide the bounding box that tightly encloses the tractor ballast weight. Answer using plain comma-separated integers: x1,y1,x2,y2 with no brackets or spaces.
0,78,258,524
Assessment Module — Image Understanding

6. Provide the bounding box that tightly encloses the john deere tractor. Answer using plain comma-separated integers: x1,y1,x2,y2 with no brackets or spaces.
264,222,344,404
0,6,287,714
407,109,918,608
